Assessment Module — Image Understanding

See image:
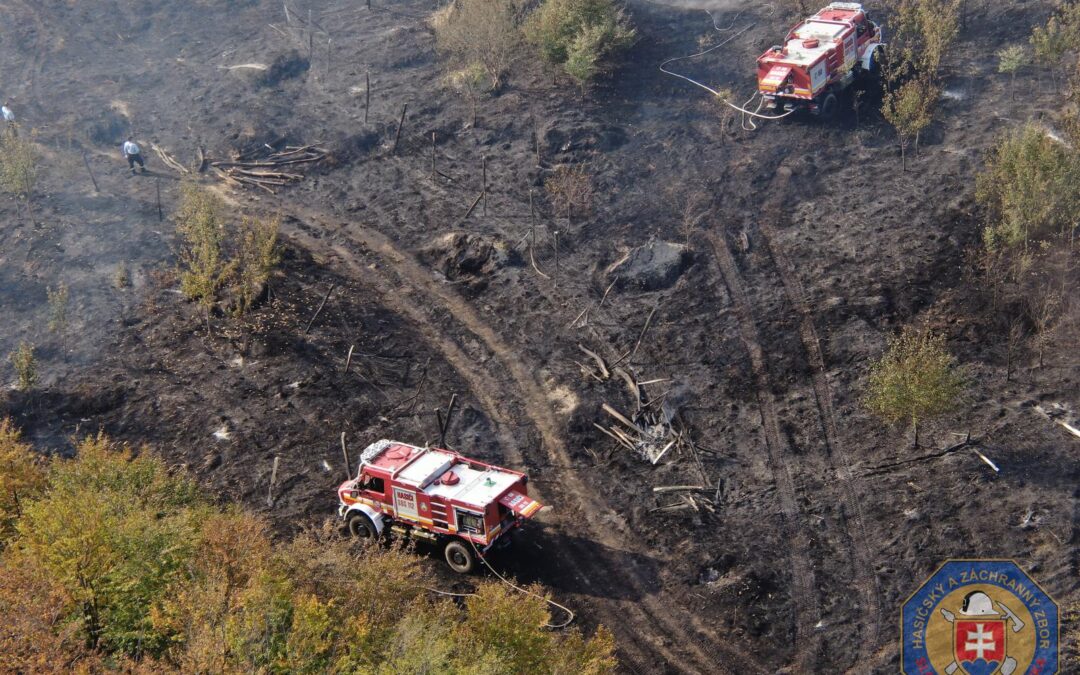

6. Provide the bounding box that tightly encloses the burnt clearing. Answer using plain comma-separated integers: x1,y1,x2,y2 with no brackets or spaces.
0,0,1077,673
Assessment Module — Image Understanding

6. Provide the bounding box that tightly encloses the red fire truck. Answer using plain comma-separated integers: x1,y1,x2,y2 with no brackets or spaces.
757,2,884,117
337,439,542,573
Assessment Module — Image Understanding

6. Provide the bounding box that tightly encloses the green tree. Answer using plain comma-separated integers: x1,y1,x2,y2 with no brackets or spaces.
1031,15,1070,92
865,325,966,448
524,0,635,87
996,44,1026,99
445,63,489,128
234,214,281,316
881,0,958,168
175,182,234,326
976,123,1080,252
882,77,938,170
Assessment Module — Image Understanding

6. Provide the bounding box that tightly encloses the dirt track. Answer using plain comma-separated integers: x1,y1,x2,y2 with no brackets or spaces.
0,0,1077,672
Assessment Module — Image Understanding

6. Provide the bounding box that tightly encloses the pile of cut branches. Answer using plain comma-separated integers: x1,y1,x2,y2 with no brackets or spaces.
211,144,327,193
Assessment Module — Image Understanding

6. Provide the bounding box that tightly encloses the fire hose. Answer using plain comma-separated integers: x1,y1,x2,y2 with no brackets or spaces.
658,12,797,131
422,538,576,630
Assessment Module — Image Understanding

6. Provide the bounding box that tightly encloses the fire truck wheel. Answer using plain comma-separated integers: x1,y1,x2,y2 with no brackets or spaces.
444,540,477,574
819,93,838,121
347,513,378,539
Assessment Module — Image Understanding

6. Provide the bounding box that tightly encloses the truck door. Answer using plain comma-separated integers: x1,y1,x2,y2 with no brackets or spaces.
393,487,420,521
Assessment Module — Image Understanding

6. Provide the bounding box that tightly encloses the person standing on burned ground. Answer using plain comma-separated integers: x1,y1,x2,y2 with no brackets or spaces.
2,102,16,135
122,136,145,174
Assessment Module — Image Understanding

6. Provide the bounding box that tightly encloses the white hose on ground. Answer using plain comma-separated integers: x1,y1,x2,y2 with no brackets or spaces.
469,538,576,629
658,16,797,130
423,540,576,630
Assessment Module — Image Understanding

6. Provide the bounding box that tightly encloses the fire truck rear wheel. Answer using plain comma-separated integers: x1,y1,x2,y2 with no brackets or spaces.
444,540,477,574
347,513,378,539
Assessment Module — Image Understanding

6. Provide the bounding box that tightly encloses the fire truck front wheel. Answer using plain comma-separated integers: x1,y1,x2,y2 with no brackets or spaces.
444,540,477,574
347,513,378,539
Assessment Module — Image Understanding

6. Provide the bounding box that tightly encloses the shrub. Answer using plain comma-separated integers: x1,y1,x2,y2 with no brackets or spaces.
176,182,233,312
0,128,36,200
524,0,635,86
8,341,36,392
113,263,131,290
46,282,69,333
545,163,593,223
865,324,966,448
433,0,521,90
234,214,281,316
976,123,1080,252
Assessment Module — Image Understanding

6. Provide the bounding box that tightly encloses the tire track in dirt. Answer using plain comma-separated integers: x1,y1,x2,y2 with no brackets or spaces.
756,166,883,669
705,228,821,673
280,213,766,675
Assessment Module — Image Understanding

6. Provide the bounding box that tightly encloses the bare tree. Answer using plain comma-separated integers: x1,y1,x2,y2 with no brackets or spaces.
1027,288,1061,368
545,164,593,224
1005,317,1026,383
433,0,520,90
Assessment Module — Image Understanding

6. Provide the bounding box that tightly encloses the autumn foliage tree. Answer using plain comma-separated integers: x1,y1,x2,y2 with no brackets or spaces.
865,325,966,448
0,421,617,674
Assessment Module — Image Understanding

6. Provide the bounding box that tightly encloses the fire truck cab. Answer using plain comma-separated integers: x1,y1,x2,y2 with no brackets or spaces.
338,439,542,573
757,2,884,117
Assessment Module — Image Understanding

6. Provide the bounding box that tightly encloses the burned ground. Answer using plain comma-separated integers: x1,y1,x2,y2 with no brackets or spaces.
0,0,1077,672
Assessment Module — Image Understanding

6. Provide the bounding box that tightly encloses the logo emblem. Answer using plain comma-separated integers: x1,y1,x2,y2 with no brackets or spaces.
901,560,1059,674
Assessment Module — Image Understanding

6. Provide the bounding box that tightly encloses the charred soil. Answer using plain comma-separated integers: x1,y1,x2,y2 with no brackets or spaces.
0,0,1077,673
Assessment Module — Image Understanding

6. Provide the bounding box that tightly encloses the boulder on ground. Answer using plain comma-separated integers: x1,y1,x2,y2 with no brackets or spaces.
606,239,690,291
422,232,517,280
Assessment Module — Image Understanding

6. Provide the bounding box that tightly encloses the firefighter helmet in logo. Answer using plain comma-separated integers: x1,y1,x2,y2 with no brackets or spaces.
901,560,1059,674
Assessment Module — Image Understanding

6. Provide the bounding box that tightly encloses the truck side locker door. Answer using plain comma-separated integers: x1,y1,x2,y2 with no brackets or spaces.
393,487,420,521
843,32,857,70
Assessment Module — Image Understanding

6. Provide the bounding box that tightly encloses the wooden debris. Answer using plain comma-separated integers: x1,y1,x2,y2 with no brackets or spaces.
209,143,327,191
152,143,190,174
577,344,609,380
972,449,1000,473
1035,403,1080,440
602,403,641,433
652,485,706,494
